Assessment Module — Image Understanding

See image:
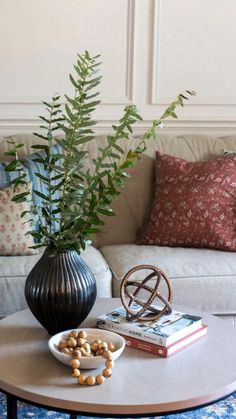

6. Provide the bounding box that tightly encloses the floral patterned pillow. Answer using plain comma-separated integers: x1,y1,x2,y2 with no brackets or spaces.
138,151,236,251
0,184,37,255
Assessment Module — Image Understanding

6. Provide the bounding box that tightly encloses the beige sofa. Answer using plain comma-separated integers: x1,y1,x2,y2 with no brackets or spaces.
0,134,236,326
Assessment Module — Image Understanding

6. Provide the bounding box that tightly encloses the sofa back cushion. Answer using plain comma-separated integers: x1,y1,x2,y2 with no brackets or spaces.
1,133,236,247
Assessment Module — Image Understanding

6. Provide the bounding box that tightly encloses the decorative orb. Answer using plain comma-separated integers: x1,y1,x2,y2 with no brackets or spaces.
120,264,173,322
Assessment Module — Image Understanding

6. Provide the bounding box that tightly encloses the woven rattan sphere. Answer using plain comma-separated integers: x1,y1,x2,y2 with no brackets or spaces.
120,265,173,322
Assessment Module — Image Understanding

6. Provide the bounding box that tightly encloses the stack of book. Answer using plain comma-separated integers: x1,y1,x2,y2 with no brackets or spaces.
96,305,208,357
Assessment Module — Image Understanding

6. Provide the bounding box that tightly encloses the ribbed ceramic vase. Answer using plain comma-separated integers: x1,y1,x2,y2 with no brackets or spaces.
24,250,97,335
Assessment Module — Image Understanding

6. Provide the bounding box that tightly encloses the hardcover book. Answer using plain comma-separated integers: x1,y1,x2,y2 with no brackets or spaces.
120,324,208,357
96,305,203,347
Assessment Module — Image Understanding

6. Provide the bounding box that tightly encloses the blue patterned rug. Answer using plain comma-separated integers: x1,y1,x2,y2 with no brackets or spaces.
1,391,236,418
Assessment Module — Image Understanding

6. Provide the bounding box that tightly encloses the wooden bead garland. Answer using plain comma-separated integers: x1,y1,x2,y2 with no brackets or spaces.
57,330,115,386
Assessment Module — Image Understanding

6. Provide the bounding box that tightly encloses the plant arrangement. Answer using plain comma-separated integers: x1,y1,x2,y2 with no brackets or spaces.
5,51,195,255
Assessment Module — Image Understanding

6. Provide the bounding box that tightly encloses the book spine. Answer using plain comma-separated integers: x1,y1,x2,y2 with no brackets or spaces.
121,334,168,357
96,319,167,346
120,325,208,358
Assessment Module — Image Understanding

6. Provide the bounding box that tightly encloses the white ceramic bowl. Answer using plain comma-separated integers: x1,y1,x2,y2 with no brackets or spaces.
48,328,125,369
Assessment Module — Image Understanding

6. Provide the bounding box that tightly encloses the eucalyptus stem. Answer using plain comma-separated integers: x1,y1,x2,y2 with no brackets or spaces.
56,53,97,251
3,50,195,254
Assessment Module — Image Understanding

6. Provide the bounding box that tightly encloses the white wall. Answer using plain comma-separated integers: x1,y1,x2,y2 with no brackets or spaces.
0,0,236,135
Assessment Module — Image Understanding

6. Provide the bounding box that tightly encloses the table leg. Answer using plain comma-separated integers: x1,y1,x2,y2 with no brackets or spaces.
7,394,17,419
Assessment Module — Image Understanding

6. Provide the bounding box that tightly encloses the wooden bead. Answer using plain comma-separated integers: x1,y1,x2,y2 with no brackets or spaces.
62,348,71,355
71,359,80,369
78,375,86,385
72,368,80,378
87,375,96,386
69,331,79,339
108,342,116,352
99,342,108,351
79,347,87,356
103,368,112,378
72,349,82,359
105,360,114,369
78,330,87,339
103,350,112,360
82,343,91,353
96,374,105,385
68,337,77,348
90,342,99,352
58,340,67,350
77,338,86,346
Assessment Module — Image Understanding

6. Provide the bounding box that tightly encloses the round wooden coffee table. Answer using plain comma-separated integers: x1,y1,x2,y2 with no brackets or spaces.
1,298,236,418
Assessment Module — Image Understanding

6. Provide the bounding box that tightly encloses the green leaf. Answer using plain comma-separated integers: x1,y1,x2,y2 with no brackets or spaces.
113,144,124,154
20,210,30,218
52,208,61,214
4,160,23,172
82,100,100,109
4,149,16,157
109,152,121,159
33,132,49,140
39,116,50,124
51,174,63,182
30,231,43,239
32,158,46,164
11,191,30,202
69,74,79,89
76,135,95,144
42,208,52,224
35,173,49,182
31,145,49,151
34,190,51,201
65,104,76,121
10,176,27,186
97,207,115,216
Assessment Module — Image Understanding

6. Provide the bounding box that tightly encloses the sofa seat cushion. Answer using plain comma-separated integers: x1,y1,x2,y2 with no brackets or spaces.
0,245,112,318
101,244,236,314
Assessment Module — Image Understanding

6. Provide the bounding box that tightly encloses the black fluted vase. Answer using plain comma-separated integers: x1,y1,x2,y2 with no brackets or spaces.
24,249,97,335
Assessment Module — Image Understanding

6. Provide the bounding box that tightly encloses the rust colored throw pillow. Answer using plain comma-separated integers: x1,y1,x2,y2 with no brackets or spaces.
138,152,236,251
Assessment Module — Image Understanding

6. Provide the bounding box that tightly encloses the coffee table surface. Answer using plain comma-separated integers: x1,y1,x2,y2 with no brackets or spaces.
0,298,236,416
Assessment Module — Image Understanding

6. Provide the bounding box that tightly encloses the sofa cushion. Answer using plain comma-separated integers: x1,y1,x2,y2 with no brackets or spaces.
138,152,236,251
101,244,236,314
0,245,112,318
0,183,36,255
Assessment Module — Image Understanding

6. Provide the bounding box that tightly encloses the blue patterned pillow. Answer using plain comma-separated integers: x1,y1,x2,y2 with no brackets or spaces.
0,144,62,233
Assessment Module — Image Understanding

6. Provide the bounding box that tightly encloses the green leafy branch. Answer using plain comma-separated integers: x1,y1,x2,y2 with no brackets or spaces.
4,50,195,254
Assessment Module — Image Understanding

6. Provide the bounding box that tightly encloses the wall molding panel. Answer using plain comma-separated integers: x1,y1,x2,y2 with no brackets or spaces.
150,0,236,109
97,0,136,105
0,0,136,109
